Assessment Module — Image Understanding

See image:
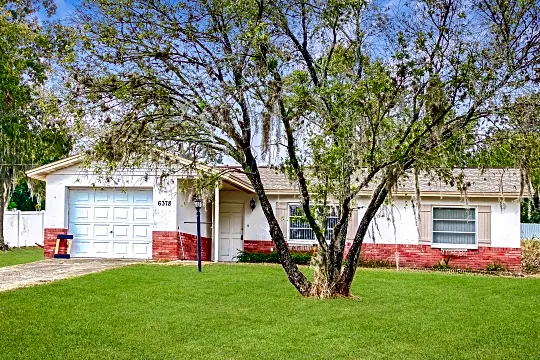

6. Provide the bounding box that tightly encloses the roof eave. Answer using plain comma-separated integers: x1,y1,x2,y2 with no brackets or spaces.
264,189,520,198
26,154,85,181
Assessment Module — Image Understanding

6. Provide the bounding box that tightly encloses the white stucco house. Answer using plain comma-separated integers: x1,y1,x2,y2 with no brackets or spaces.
27,155,522,271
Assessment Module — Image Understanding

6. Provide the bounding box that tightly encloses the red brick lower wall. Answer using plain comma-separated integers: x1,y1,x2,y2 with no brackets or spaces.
152,231,180,260
356,243,522,272
45,229,213,262
152,232,212,261
44,228,68,258
244,240,316,254
179,232,212,261
244,240,274,253
243,240,522,272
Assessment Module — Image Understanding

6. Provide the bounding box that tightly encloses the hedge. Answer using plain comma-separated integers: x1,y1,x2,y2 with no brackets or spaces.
237,250,311,265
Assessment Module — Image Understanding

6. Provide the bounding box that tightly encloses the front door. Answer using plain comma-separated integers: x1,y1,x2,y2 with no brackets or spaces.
219,203,243,261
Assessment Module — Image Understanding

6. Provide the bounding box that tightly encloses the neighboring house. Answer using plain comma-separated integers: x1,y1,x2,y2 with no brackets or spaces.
27,155,522,271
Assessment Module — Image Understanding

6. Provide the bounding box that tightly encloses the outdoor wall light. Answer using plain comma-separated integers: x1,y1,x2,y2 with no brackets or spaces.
250,198,256,211
194,196,202,209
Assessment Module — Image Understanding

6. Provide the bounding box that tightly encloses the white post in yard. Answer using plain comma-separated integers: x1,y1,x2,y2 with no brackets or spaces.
41,210,45,246
17,210,21,247
213,185,220,263
211,201,215,261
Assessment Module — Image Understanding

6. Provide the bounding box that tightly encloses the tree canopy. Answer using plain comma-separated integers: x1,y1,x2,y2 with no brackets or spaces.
465,92,540,222
65,0,540,297
0,0,72,248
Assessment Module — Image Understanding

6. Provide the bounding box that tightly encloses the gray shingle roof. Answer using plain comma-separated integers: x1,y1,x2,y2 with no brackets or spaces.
231,167,521,195
392,168,520,195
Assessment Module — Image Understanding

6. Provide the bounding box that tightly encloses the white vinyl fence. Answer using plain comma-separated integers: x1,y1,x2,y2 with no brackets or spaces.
521,223,540,240
3,211,45,247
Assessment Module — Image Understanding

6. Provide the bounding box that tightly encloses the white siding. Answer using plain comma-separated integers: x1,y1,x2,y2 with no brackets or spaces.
177,188,212,238
219,191,273,241
44,165,177,231
41,163,521,250
230,193,520,248
359,197,519,248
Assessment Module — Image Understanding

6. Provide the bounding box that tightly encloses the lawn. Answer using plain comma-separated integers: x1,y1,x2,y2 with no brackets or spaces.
1,264,540,359
0,247,43,267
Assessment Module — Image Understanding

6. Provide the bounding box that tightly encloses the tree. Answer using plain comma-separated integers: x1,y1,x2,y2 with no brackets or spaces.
8,181,44,211
66,0,540,297
0,0,73,249
465,92,540,223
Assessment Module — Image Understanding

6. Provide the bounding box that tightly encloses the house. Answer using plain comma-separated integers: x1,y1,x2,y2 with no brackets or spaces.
26,155,522,271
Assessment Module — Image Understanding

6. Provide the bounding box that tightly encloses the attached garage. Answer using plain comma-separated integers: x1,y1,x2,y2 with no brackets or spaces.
68,188,154,259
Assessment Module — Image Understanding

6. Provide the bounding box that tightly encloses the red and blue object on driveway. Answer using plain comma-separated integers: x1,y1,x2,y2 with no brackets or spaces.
53,234,73,259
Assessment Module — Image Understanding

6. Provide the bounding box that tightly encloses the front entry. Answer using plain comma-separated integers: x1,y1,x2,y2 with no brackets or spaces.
219,203,243,261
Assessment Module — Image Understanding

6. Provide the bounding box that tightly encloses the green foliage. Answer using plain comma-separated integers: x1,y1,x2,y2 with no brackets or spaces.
486,263,507,272
0,0,72,248
237,250,311,265
521,198,540,224
65,0,540,295
433,258,453,270
466,93,540,223
8,180,44,211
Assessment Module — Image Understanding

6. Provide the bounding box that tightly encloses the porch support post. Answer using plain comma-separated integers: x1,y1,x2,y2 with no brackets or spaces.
213,185,220,263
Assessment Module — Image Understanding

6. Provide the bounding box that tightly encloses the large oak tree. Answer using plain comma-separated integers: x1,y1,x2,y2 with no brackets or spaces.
0,0,72,249
66,0,540,297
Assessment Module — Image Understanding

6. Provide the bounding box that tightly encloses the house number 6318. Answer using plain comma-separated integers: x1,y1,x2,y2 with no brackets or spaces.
158,201,172,206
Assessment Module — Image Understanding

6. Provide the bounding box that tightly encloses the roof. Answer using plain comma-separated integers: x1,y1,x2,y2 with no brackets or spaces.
394,168,521,196
26,154,86,181
26,155,521,197
233,167,521,197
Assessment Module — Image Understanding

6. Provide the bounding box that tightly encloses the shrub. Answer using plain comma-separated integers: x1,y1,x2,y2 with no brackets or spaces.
357,258,393,268
521,238,540,273
486,263,506,272
433,262,451,270
237,250,311,265
433,257,452,270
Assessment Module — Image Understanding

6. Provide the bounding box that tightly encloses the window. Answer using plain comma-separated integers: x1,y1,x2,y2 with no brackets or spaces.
432,207,477,248
289,204,338,242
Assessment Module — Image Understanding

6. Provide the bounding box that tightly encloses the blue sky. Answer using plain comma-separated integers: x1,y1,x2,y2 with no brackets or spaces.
39,0,79,21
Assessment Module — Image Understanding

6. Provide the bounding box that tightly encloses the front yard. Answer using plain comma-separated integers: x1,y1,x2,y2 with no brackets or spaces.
0,247,43,267
1,264,539,359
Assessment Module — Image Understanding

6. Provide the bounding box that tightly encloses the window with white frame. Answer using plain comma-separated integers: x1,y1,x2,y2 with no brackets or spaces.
289,204,338,241
432,207,477,248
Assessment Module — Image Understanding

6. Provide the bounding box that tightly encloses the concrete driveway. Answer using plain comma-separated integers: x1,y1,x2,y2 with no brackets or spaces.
0,259,137,292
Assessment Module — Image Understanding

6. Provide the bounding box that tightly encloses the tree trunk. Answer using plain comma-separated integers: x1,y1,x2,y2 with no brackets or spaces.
335,184,390,296
243,148,393,298
322,215,348,295
242,149,313,296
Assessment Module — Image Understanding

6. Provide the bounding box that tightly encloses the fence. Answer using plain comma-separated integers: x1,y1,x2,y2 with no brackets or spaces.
3,211,45,247
520,223,540,240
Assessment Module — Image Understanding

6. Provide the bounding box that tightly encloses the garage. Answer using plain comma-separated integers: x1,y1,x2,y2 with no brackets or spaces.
68,188,154,259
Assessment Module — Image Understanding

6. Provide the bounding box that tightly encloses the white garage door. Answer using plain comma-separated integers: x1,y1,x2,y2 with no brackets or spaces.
68,188,154,259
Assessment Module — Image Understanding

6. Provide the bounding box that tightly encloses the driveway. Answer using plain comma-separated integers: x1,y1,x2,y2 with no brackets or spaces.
0,259,137,292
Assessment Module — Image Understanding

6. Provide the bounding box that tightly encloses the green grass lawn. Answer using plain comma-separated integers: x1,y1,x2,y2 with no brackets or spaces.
0,247,43,267
1,264,540,359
